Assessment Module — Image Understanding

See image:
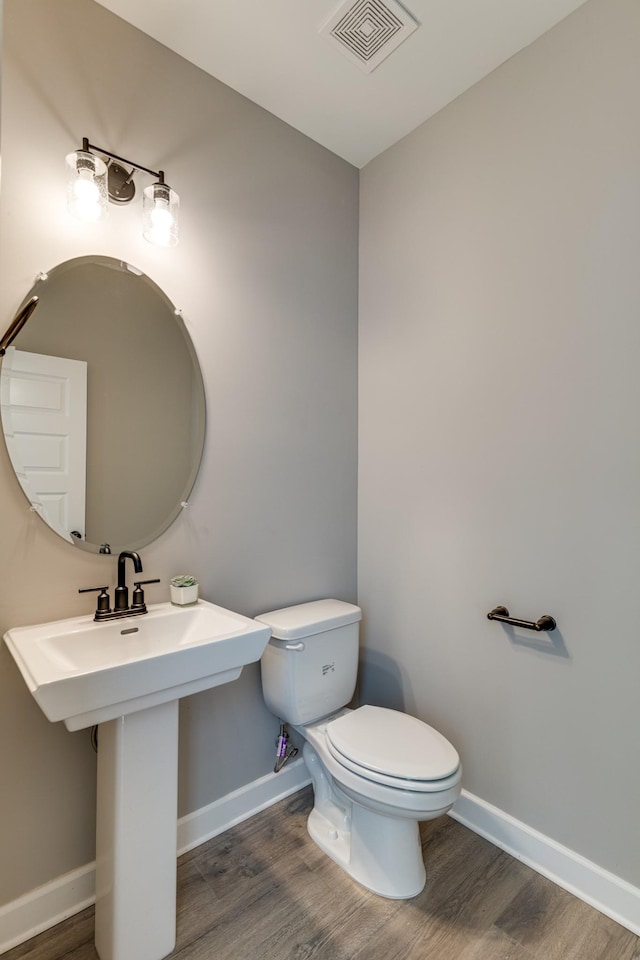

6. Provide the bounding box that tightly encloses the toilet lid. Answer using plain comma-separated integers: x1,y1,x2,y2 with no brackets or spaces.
326,705,459,782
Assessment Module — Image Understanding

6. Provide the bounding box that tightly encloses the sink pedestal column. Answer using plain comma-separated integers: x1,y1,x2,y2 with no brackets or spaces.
95,700,179,960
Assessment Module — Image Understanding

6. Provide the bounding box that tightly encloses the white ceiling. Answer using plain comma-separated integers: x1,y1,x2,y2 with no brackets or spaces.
95,0,590,168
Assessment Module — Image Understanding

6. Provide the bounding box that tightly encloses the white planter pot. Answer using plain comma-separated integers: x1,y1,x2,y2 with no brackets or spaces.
170,584,199,605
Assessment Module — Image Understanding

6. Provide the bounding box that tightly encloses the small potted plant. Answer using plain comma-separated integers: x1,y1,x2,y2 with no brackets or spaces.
170,574,199,606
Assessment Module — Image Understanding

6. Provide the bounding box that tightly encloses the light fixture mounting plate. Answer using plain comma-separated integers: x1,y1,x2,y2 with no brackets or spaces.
107,161,136,204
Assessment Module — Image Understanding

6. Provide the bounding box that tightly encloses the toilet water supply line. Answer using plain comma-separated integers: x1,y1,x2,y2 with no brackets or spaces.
274,723,298,773
91,720,296,768
91,719,297,768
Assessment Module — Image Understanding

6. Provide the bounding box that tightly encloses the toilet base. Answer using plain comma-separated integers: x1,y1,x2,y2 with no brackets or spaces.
308,804,426,899
303,742,426,899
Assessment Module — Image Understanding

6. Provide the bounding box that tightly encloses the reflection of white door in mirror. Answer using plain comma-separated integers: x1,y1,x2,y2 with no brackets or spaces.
0,348,87,541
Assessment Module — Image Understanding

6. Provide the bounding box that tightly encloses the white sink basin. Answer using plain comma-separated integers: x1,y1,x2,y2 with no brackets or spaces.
3,599,271,730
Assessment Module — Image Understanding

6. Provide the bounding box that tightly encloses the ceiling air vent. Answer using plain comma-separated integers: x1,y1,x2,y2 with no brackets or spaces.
319,0,419,74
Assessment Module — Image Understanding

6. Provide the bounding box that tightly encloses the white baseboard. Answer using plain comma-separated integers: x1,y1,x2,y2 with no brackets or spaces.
450,789,640,936
0,863,95,956
0,758,310,955
176,756,311,855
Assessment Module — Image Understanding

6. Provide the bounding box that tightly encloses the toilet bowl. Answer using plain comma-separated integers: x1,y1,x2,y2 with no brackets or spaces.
299,705,461,897
257,599,462,899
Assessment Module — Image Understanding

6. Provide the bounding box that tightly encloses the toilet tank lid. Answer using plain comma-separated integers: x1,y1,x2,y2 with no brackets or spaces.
255,599,361,640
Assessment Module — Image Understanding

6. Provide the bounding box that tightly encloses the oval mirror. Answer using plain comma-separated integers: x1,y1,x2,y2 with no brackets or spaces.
0,256,205,554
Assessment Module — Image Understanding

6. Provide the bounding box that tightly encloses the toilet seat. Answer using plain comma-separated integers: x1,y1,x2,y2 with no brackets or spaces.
326,705,460,792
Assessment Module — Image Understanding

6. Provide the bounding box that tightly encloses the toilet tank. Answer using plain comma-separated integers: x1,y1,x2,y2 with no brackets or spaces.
257,599,362,725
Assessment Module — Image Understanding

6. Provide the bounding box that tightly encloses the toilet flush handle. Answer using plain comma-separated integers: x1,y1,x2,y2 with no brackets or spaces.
285,642,305,651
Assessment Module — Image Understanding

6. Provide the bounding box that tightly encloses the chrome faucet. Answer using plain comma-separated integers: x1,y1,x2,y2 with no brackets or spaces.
79,550,160,621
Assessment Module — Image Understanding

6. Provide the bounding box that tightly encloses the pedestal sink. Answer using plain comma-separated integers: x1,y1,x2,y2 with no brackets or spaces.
3,600,272,960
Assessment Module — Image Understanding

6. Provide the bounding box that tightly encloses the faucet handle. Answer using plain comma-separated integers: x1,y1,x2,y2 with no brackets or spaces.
79,585,112,615
132,579,161,610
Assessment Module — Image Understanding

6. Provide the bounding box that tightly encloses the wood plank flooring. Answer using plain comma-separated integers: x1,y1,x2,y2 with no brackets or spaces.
5,786,639,960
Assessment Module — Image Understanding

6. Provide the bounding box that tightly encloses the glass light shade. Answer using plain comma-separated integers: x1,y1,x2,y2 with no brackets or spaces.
142,181,179,246
65,149,108,223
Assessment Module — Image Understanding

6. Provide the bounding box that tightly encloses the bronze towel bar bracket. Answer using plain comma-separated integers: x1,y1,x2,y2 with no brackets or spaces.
487,606,556,632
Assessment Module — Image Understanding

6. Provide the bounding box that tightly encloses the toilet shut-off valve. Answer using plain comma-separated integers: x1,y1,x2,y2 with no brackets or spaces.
274,723,298,773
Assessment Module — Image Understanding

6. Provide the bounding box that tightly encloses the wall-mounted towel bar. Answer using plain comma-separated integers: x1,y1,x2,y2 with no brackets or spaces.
487,606,556,632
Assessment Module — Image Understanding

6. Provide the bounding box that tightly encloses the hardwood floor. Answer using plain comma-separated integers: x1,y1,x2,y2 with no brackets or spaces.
5,786,639,960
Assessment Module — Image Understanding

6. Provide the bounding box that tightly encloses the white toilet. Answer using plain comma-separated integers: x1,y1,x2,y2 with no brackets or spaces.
257,599,462,899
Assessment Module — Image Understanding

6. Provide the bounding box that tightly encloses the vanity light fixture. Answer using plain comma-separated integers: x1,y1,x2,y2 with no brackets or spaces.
65,138,180,246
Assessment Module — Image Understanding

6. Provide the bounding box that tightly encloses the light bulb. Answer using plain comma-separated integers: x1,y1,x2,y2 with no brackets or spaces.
65,149,108,223
72,170,102,221
143,181,179,246
148,200,173,244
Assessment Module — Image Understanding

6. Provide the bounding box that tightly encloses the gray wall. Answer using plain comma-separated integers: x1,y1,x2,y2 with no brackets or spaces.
0,0,358,905
359,0,640,888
